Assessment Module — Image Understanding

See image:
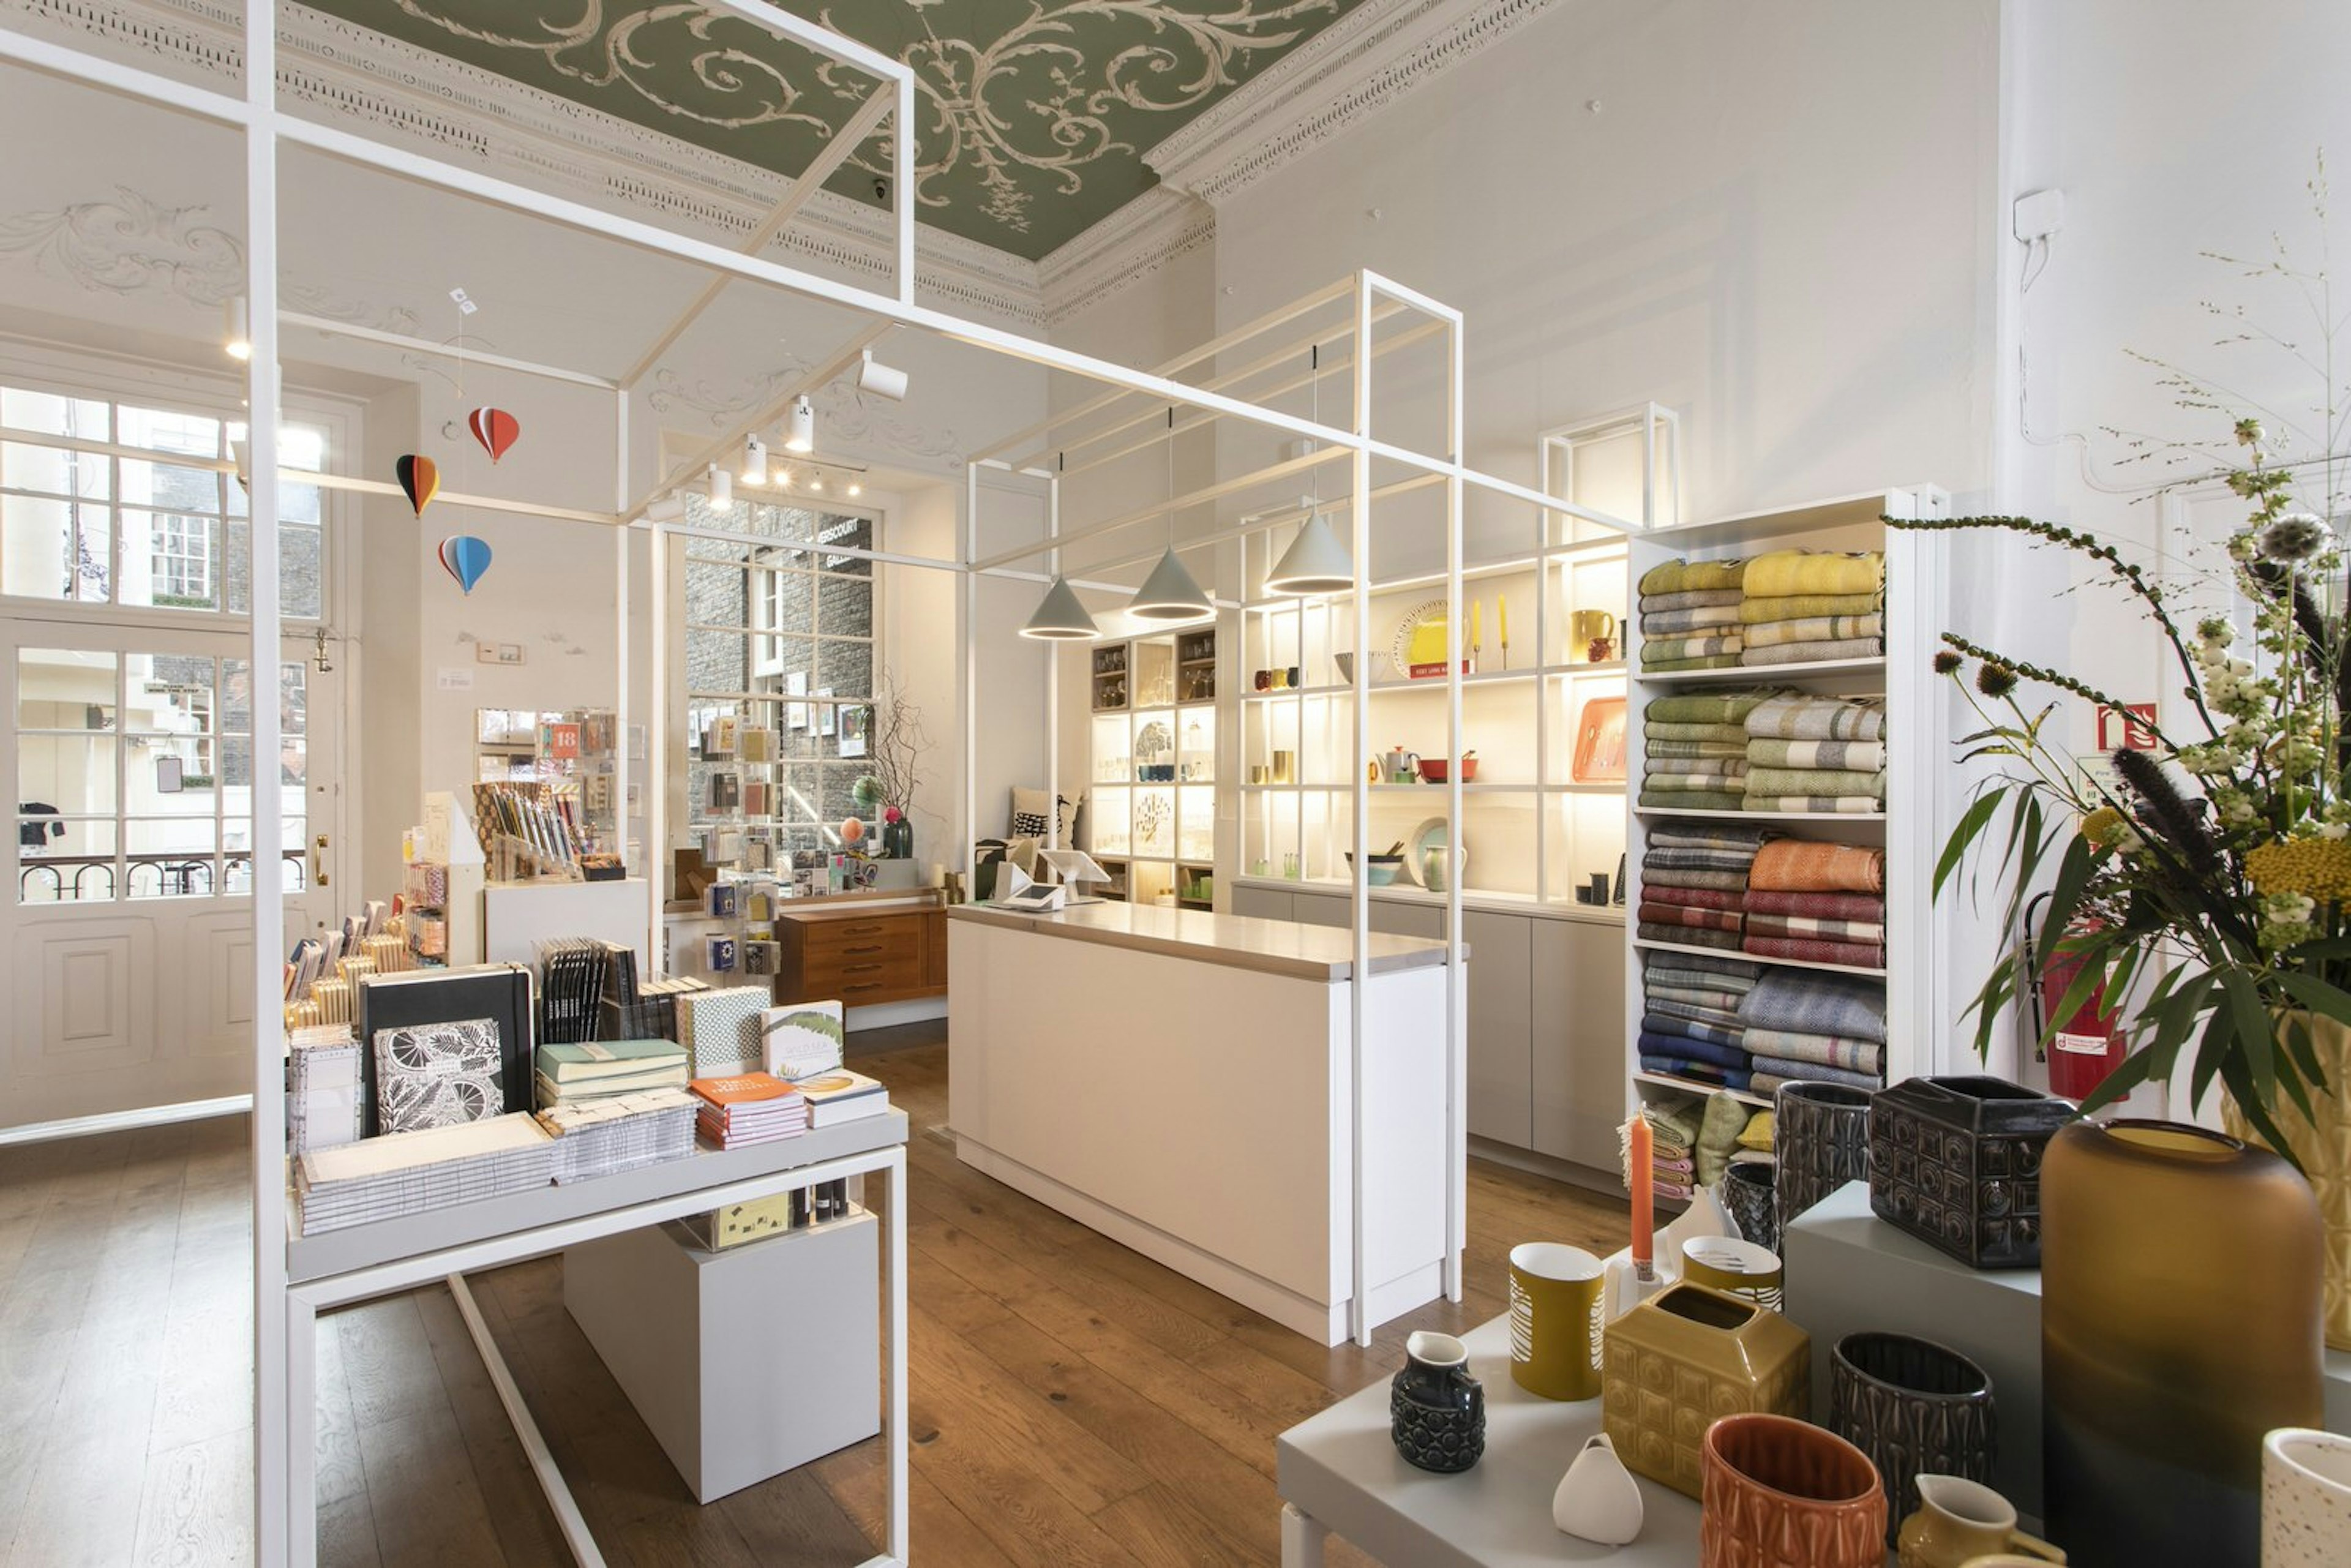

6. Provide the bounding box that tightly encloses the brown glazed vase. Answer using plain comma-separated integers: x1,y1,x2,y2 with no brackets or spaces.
2042,1119,2323,1568
1700,1412,1886,1568
2220,1009,2351,1352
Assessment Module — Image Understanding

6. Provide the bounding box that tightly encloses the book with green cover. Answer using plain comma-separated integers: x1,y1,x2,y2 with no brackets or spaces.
536,1038,688,1082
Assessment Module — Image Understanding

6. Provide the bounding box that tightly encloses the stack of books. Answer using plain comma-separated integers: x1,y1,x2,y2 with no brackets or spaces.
536,937,613,1045
534,1087,698,1184
680,985,772,1077
534,1038,689,1108
286,1023,362,1154
760,1002,845,1081
689,1072,808,1149
793,1069,891,1130
602,962,706,1042
294,1112,555,1234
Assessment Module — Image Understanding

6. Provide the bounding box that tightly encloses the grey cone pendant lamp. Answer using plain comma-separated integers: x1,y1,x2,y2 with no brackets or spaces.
1265,511,1354,596
1019,574,1098,640
1127,546,1213,620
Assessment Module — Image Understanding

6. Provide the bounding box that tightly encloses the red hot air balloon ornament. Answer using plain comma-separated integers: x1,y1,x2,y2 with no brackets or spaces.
467,407,520,464
394,454,439,518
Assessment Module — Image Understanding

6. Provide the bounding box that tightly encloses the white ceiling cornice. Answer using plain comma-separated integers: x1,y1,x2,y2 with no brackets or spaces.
1037,187,1217,325
1146,0,1556,206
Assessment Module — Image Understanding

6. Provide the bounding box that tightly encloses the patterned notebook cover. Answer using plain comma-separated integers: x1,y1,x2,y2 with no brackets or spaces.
680,985,771,1078
373,1016,504,1133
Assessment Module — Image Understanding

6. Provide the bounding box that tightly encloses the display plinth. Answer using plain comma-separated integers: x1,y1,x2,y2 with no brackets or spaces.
565,1214,880,1502
1782,1178,2351,1523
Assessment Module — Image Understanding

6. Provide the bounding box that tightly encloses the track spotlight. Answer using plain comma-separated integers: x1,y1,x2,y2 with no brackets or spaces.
640,495,687,523
1021,574,1098,640
857,347,909,402
1266,512,1354,596
786,394,815,454
223,296,252,362
847,481,863,498
230,437,251,491
808,475,823,493
1129,546,1212,620
707,464,733,512
741,433,768,486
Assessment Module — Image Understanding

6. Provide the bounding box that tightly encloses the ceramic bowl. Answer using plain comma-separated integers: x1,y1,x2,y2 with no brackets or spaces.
1345,852,1406,887
1417,756,1479,784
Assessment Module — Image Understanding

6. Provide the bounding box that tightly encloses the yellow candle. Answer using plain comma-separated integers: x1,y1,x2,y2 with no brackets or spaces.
1499,593,1509,647
1471,599,1483,650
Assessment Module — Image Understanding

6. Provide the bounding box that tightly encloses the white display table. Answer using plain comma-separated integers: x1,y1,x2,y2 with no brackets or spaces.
947,902,1457,1345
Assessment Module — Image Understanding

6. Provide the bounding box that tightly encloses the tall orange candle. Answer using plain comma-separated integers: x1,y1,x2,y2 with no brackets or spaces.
1629,1112,1655,1279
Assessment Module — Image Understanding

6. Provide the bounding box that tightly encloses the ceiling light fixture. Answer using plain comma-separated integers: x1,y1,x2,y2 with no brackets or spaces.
857,347,909,402
707,464,733,512
847,481,863,498
223,296,252,362
1021,574,1098,640
786,394,816,454
1265,343,1353,595
1129,408,1211,620
808,475,823,492
640,495,687,523
741,433,768,486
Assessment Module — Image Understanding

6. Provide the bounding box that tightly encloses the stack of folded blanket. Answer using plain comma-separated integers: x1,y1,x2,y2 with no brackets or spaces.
1633,1093,1704,1204
1637,558,1747,671
1736,969,1888,1093
1744,839,1888,968
1739,550,1886,667
1637,824,1774,950
1640,689,1771,809
1638,952,1762,1091
1742,693,1888,812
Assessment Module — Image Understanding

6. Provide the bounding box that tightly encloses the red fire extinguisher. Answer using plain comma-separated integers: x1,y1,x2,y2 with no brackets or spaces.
2025,892,2126,1099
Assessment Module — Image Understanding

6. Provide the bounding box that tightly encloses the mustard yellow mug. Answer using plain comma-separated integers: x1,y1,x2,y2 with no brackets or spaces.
1509,1242,1605,1400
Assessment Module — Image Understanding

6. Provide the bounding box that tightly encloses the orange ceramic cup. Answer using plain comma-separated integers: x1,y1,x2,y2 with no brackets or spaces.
1700,1412,1885,1568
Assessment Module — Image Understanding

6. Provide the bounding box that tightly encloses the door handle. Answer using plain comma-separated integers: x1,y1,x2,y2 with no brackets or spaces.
312,833,329,888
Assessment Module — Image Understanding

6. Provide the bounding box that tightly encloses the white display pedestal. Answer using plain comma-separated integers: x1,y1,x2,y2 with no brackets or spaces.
1783,1179,2351,1523
484,876,651,970
564,1212,880,1503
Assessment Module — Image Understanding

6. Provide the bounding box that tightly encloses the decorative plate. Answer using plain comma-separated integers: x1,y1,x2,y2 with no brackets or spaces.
1389,600,1450,680
1573,696,1629,783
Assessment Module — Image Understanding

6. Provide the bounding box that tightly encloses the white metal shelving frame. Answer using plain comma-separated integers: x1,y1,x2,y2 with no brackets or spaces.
1619,486,1950,1142
0,5,1656,1559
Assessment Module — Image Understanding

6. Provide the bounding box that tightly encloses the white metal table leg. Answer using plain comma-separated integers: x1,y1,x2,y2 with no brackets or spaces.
1281,1502,1329,1567
286,1292,318,1568
885,1144,910,1562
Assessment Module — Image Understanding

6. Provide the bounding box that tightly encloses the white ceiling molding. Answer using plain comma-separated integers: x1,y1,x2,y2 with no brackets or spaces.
1146,0,1556,207
1037,187,1218,326
1,0,1049,329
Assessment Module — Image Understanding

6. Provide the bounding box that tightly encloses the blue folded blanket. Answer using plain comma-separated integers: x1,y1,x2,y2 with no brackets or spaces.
1735,969,1888,1044
1639,1032,1752,1071
1749,1053,1882,1092
1641,1054,1755,1091
1642,1012,1745,1048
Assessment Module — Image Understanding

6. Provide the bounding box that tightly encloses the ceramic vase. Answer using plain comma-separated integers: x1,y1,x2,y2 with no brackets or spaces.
2222,1010,2351,1352
1775,1081,1873,1232
1601,1281,1810,1498
1869,1075,2074,1269
880,815,913,860
2263,1427,2351,1567
1389,1330,1484,1473
2042,1120,2323,1568
1553,1433,1643,1545
1700,1412,1885,1568
1829,1331,1998,1546
1723,1160,1779,1254
1895,1474,2063,1567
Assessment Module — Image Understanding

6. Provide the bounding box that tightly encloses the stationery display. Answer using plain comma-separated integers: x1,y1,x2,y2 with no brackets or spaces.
534,936,613,1046
533,1086,697,1184
286,1023,363,1155
602,955,705,1041
688,1071,808,1149
294,1112,556,1234
372,1016,505,1133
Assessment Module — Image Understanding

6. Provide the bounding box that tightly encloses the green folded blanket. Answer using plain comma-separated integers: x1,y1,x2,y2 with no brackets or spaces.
1638,557,1747,596
1650,769,1749,790
1738,591,1884,623
1643,756,1748,777
1647,738,1752,759
1646,690,1777,725
1644,634,1744,661
1641,604,1744,634
1744,765,1888,799
1643,655,1745,672
1743,549,1883,598
1639,788,1747,811
1747,738,1885,771
1643,588,1745,611
1744,797,1885,814
1744,614,1884,648
1745,694,1885,742
1645,722,1752,745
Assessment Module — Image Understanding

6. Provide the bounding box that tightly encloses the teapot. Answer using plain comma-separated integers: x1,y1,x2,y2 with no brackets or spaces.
1383,746,1421,783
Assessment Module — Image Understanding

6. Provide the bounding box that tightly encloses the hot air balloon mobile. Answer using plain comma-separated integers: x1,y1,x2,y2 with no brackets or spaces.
438,535,493,595
467,407,520,464
394,454,439,517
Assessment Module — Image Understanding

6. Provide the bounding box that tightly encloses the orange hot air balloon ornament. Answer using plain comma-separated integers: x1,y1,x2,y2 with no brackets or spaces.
394,454,439,518
467,407,520,464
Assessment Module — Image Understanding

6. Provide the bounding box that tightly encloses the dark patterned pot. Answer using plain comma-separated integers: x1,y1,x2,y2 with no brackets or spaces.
1390,1330,1485,1473
1775,1081,1874,1234
1828,1331,1996,1547
1869,1075,2074,1269
1723,1160,1779,1254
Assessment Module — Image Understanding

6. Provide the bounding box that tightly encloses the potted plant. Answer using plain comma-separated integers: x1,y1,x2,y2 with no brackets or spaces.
1895,165,2351,1349
854,676,928,860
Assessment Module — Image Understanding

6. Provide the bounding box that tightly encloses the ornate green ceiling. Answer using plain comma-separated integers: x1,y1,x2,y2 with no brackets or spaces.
298,1,1373,260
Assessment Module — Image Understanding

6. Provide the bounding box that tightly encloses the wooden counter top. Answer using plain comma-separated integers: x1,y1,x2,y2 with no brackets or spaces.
948,900,1458,981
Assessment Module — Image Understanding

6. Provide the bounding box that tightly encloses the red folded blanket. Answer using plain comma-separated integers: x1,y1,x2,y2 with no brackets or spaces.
1639,902,1744,934
1744,888,1886,922
1640,884,1747,913
1742,934,1886,968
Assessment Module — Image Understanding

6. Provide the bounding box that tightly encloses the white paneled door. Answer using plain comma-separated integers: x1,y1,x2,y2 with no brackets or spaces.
2,623,343,1128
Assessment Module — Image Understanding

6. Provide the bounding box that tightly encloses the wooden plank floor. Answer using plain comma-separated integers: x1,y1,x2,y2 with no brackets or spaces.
0,1022,1627,1566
